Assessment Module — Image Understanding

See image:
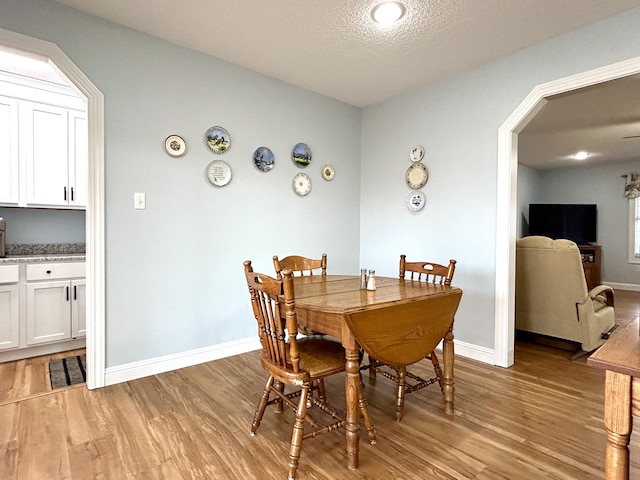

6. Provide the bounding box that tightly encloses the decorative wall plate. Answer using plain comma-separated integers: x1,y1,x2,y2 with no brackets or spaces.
321,164,335,181
253,146,275,172
164,135,186,157
206,160,232,186
410,145,425,162
405,162,428,189
204,126,231,154
293,172,312,196
406,190,426,211
292,142,312,167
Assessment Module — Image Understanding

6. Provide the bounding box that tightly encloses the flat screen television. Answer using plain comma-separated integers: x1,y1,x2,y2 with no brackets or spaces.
528,203,597,245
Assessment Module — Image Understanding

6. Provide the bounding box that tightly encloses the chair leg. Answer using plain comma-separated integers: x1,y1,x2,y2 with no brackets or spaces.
368,353,377,381
429,351,445,394
395,367,407,422
273,380,285,413
358,390,377,444
287,384,309,480
251,376,274,436
315,379,327,405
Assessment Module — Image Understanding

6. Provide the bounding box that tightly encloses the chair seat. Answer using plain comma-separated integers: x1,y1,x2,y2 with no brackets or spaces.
262,337,346,384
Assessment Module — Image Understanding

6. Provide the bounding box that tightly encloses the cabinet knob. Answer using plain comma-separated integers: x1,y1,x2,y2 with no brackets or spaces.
46,270,52,274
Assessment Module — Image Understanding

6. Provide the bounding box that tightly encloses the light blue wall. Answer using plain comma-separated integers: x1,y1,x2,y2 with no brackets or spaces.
515,164,542,238
360,7,640,349
0,0,362,366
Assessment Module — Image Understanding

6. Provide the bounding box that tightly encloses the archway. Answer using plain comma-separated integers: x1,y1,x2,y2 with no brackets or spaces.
0,27,105,388
494,56,640,367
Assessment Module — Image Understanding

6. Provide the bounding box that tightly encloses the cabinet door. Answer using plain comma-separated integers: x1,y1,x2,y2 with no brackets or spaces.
0,285,19,350
26,281,71,345
24,101,70,207
0,95,19,205
71,279,86,338
68,111,87,208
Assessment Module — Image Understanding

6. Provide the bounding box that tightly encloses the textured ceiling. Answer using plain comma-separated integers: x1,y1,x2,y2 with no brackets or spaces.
51,0,640,107
519,75,640,169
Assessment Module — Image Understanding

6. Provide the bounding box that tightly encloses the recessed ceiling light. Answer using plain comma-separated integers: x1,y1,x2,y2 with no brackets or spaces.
573,151,590,160
371,2,406,26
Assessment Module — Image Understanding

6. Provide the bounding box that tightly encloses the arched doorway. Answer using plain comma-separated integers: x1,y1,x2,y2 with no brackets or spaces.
494,56,640,368
0,27,105,388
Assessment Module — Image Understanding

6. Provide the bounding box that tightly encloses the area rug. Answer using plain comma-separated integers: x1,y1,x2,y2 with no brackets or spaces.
49,354,86,389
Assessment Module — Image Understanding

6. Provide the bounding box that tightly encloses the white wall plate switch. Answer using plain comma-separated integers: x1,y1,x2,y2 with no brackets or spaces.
134,192,146,209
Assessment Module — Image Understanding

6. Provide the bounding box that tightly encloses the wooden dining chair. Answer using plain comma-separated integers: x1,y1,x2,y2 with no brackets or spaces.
273,254,327,337
362,254,457,421
272,254,327,279
244,260,375,480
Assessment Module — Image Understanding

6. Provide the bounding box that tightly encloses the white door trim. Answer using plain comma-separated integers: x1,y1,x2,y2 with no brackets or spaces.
0,27,106,388
495,56,640,367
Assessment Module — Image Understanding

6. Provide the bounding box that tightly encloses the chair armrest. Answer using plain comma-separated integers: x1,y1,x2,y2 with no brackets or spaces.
588,285,615,307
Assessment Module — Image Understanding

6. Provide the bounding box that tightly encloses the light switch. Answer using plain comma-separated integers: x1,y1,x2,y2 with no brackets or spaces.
134,192,146,210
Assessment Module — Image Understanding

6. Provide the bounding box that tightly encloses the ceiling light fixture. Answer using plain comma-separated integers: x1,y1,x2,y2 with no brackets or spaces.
371,2,406,26
573,151,590,160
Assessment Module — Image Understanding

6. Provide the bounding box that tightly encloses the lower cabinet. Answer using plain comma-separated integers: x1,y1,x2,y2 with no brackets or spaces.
0,265,20,350
0,260,85,361
26,279,86,344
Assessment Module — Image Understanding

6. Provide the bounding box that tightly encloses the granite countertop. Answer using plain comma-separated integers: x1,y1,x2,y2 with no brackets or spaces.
0,243,86,264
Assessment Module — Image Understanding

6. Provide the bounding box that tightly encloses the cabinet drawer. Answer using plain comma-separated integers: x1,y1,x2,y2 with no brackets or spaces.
0,265,19,284
26,262,85,281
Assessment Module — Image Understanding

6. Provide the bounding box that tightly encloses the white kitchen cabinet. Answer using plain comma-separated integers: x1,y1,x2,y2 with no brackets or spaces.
0,265,20,351
25,262,86,346
26,280,72,345
0,95,19,205
71,279,86,338
0,77,87,209
24,101,86,208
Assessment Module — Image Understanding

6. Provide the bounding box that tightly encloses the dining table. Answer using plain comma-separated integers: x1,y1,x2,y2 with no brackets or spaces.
290,274,463,471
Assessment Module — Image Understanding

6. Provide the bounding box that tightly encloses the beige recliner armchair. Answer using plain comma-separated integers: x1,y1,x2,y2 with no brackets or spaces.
515,236,616,353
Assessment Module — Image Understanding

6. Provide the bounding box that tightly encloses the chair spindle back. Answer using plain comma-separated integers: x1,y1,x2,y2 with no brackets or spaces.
244,260,301,372
273,254,327,278
399,254,456,285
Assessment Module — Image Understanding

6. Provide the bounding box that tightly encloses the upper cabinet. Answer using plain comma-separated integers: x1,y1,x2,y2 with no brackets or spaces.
0,95,19,205
0,76,87,210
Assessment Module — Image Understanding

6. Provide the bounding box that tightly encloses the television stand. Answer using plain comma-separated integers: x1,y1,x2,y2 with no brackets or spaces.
578,245,601,290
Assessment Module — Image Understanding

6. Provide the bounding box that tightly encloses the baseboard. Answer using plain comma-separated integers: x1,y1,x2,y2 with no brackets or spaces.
435,339,495,365
603,281,640,292
105,335,496,386
104,337,261,386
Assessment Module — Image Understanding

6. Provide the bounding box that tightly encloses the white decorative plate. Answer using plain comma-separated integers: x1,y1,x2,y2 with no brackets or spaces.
410,145,425,162
165,135,186,157
206,160,232,186
293,172,312,196
405,162,428,189
406,190,426,211
321,164,335,181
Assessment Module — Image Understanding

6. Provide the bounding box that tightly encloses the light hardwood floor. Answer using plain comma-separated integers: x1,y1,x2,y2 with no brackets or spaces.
1,291,639,479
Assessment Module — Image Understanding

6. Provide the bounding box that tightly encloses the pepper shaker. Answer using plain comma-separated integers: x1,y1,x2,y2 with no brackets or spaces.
360,268,368,289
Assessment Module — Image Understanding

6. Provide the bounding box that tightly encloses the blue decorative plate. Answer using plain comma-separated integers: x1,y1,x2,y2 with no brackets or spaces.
253,147,275,172
292,142,312,167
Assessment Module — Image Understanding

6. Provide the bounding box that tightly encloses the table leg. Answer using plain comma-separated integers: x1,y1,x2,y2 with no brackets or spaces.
603,370,632,480
345,346,361,470
443,324,455,415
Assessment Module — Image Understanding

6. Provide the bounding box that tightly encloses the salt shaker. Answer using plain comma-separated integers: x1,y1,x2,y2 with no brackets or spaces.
366,269,376,291
360,268,368,289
